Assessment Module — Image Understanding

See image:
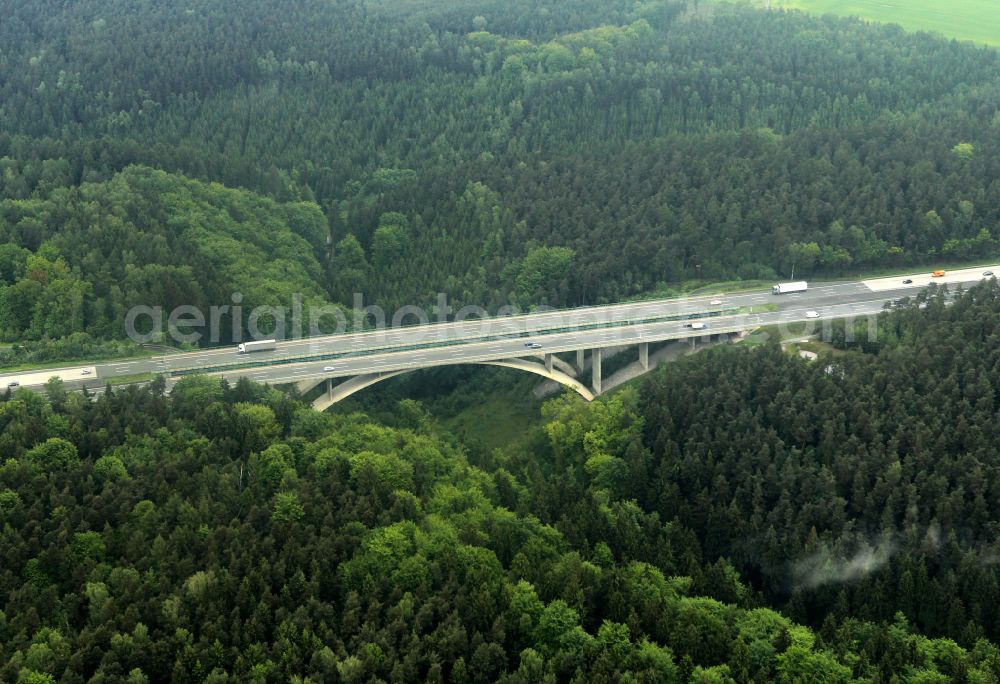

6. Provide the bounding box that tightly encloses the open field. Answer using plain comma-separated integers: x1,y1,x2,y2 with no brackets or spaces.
768,0,1000,47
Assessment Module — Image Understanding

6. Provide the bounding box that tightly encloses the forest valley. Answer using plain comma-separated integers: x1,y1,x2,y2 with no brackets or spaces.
2,0,1000,681
2,277,1000,681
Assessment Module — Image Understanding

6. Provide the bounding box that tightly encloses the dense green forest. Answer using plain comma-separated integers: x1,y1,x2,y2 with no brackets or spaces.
5,284,1000,681
0,166,330,343
503,282,1000,647
5,1,1000,679
2,0,1000,345
0,282,1000,682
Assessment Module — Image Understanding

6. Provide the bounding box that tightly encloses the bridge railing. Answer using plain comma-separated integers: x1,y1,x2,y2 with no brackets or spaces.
168,307,745,378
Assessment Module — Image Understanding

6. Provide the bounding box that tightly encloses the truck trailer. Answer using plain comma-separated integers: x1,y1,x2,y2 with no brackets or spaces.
237,339,278,354
772,281,808,295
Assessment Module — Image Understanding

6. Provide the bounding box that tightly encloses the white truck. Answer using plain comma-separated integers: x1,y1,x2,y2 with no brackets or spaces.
772,281,808,295
237,339,277,354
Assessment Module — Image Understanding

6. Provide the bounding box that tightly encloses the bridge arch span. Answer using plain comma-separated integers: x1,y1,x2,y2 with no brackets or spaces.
307,358,593,411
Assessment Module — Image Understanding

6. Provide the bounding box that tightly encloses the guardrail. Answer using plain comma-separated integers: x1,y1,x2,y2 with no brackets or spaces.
169,307,741,378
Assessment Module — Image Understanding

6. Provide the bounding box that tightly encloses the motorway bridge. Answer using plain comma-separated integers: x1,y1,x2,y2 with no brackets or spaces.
1,265,994,408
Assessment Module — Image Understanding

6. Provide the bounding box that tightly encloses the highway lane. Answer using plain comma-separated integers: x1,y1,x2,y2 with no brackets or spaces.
1,365,97,390
863,263,997,291
89,280,884,377
147,278,964,379
99,281,871,364
62,295,889,397
214,298,891,387
91,292,765,376
2,266,993,390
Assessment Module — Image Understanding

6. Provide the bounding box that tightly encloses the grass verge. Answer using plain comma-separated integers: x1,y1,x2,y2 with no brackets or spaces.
102,373,157,387
0,349,159,374
856,257,1000,281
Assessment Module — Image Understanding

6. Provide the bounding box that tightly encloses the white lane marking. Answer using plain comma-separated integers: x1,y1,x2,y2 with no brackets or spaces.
123,287,924,383
1,366,100,387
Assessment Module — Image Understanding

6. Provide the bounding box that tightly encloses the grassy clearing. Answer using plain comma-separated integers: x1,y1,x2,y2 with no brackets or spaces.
795,339,849,356
759,0,1000,47
736,324,811,346
319,365,548,456
738,332,771,348
440,381,545,456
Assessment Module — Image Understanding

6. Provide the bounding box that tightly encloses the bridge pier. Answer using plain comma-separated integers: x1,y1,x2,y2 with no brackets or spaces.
576,349,586,371
639,343,649,370
545,353,554,373
592,348,603,395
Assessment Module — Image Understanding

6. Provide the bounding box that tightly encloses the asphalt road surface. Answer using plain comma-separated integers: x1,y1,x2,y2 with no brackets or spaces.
2,265,994,392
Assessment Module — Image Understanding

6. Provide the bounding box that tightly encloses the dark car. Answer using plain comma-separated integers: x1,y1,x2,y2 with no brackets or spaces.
984,271,994,277
902,278,913,284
